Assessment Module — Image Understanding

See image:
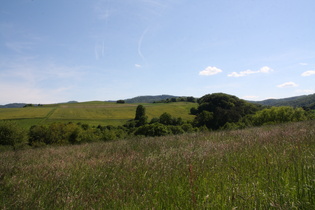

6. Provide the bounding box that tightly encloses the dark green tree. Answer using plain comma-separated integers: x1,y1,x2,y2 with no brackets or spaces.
170,98,177,102
116,100,125,104
190,107,198,115
187,96,196,103
135,105,147,126
159,112,173,125
194,93,260,129
135,105,145,120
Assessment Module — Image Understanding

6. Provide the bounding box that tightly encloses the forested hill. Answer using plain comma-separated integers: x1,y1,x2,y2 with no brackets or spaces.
252,93,315,108
0,103,26,108
124,95,178,103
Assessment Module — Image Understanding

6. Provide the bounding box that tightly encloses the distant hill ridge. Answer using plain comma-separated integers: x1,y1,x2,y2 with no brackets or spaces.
0,103,27,108
252,93,315,108
124,95,178,103
1,93,315,108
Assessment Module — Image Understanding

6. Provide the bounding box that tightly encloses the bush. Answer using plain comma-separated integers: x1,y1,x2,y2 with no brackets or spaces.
135,123,171,137
29,125,49,146
169,126,185,135
250,106,308,126
0,121,27,147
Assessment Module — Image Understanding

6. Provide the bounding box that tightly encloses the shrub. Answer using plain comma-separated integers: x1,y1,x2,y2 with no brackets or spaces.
251,106,308,126
135,123,171,137
181,123,195,133
0,121,27,147
29,125,49,146
169,125,185,135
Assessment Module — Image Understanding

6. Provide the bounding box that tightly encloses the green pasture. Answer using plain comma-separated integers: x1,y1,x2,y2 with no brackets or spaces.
0,102,197,128
0,107,53,119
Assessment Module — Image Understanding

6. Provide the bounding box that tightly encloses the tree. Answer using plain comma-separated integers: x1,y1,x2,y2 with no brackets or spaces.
170,98,177,102
190,107,198,115
116,100,125,104
187,96,196,103
135,105,147,126
159,112,173,125
135,105,145,120
194,110,213,128
194,93,260,129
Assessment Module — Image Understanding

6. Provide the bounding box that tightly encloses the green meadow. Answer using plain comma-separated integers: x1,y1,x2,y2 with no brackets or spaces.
0,120,314,209
0,101,197,128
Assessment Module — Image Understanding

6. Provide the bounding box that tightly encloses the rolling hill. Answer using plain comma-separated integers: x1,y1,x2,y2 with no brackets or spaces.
0,101,197,128
252,93,315,108
124,95,178,103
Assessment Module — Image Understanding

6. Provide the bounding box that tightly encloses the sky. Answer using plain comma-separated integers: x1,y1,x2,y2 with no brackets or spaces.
0,0,315,104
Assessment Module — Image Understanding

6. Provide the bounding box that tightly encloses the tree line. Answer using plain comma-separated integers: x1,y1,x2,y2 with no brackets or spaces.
1,93,314,149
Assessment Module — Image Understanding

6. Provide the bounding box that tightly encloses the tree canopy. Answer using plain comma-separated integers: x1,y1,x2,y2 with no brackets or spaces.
194,93,260,129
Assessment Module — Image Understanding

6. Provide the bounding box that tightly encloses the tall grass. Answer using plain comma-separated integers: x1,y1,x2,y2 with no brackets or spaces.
1,121,314,209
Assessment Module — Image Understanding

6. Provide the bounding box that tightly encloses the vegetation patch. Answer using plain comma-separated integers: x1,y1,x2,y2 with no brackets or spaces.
0,121,314,209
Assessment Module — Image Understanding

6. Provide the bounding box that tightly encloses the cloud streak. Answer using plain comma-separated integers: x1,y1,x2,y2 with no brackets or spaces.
199,66,222,76
94,41,105,60
94,0,113,22
138,27,149,63
228,66,273,77
135,64,142,68
301,70,315,77
277,82,298,88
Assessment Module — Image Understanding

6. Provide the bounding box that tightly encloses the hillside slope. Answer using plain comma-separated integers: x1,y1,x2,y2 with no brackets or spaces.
253,93,315,108
124,95,178,103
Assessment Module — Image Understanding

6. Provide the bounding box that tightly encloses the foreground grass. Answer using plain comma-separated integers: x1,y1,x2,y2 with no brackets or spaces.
1,121,314,209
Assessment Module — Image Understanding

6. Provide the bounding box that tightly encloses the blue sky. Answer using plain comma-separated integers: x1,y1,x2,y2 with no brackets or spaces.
0,0,314,104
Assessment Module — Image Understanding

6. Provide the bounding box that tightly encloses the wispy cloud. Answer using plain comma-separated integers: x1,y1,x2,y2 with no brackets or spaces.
135,64,142,68
0,58,87,104
301,70,315,77
299,63,308,66
277,82,298,88
94,41,105,60
228,66,273,77
199,66,222,76
138,27,149,63
94,0,113,22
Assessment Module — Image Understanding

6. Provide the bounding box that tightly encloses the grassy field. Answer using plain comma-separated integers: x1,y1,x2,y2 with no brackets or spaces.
0,102,197,128
0,120,314,209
